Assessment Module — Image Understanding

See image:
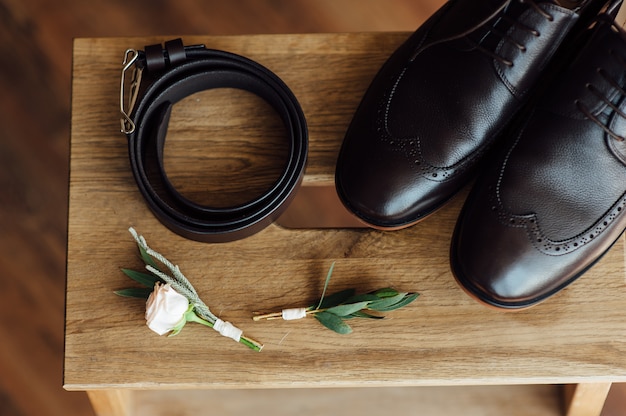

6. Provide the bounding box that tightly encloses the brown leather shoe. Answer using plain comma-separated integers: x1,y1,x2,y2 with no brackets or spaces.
335,0,615,229
451,10,626,309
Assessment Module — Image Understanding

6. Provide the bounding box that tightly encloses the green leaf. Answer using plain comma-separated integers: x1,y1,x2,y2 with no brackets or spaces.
344,294,380,303
314,311,352,334
371,287,399,298
368,293,409,311
315,288,356,310
375,293,419,311
114,287,153,299
315,262,336,310
348,311,385,320
138,244,159,270
121,268,161,288
370,293,419,312
325,301,371,317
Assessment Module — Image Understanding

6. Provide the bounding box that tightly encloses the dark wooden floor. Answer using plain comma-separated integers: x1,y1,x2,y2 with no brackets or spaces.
0,1,624,415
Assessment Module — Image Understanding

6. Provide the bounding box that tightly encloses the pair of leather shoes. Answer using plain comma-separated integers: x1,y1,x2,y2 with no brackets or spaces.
452,10,626,309
335,0,625,308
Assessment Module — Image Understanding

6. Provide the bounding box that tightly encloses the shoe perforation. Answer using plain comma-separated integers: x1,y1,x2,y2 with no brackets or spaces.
491,187,626,256
377,68,488,182
376,70,458,181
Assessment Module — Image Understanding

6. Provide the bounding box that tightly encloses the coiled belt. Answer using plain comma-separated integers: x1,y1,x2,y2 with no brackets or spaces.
119,39,308,243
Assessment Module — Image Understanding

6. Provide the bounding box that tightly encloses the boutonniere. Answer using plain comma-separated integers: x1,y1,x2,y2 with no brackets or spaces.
253,263,419,334
115,228,263,351
116,229,419,348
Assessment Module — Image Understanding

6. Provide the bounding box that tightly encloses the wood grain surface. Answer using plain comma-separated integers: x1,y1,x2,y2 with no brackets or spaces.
3,0,626,415
0,2,442,415
65,34,626,393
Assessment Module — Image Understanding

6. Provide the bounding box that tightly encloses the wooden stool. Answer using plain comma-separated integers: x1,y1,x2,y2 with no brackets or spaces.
65,34,626,416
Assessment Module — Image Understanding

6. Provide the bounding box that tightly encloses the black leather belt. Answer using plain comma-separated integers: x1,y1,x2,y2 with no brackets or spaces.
119,38,308,243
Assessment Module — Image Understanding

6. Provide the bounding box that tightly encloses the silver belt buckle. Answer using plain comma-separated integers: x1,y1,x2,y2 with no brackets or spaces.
120,49,143,134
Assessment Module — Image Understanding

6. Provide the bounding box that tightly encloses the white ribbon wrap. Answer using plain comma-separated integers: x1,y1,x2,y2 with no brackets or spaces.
213,319,243,342
282,308,308,320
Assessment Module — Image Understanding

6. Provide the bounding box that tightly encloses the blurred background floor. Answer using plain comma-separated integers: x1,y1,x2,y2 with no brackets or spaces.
0,1,624,415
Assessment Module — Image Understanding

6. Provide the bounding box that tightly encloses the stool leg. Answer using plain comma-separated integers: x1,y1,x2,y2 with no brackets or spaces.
87,390,133,416
563,383,612,416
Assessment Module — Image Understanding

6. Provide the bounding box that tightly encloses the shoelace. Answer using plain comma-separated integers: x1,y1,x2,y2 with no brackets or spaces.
575,19,626,142
467,0,556,67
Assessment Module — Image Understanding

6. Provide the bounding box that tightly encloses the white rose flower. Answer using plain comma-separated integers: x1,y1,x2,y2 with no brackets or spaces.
145,282,189,335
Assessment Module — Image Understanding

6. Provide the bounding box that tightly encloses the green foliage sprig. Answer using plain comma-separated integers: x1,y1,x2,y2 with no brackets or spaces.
253,263,419,334
115,228,263,352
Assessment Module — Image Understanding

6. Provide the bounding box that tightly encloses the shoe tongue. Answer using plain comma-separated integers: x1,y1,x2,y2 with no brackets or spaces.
429,0,511,41
607,131,626,164
608,94,626,165
561,19,626,165
554,0,586,9
467,0,541,51
605,24,626,164
544,18,623,118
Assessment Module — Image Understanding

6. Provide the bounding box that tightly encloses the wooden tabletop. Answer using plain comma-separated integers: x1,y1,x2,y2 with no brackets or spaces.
64,35,626,391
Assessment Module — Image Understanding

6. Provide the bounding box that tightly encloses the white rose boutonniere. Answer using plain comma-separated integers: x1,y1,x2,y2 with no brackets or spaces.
115,228,263,351
116,229,419,346
145,282,189,335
